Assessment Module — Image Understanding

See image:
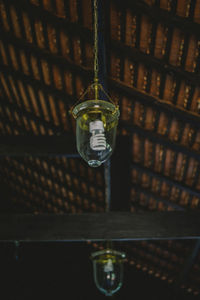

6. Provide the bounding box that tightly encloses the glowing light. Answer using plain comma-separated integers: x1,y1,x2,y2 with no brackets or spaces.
91,249,126,296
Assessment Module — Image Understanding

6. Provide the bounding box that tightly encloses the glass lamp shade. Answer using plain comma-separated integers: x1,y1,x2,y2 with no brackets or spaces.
91,249,126,296
72,100,119,167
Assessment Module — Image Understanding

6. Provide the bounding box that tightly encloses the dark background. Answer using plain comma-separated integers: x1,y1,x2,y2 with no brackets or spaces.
0,242,194,300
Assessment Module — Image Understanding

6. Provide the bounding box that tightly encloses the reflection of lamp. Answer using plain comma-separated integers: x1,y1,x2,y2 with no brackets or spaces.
91,248,126,296
70,0,119,168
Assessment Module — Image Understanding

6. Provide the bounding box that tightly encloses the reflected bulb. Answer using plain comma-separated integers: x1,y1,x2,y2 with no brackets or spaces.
91,249,126,296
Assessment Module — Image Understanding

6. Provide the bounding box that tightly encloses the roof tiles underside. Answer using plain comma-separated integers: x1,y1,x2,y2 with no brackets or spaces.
90,239,200,296
0,156,105,213
107,1,200,295
0,0,200,297
108,0,200,213
0,0,105,212
0,0,94,136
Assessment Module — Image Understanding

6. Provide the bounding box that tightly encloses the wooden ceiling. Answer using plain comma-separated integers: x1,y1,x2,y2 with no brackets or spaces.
0,0,200,297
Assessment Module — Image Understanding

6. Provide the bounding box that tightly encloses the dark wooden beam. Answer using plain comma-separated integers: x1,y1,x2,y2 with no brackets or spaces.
0,30,92,82
132,162,200,199
120,121,200,162
0,181,16,213
111,135,131,211
104,159,111,212
0,97,66,135
2,0,92,42
120,0,200,35
132,184,185,211
111,40,200,86
109,78,200,128
4,23,200,129
0,135,79,157
1,212,200,241
0,64,74,106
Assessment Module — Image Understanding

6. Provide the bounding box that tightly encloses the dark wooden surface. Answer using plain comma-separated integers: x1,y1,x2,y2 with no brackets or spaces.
0,135,79,157
1,212,200,242
111,136,131,211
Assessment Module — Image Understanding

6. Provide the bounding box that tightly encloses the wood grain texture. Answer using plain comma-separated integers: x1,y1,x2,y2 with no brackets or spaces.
1,212,200,241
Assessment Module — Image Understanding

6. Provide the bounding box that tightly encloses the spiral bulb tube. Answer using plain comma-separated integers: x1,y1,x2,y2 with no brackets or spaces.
89,120,106,151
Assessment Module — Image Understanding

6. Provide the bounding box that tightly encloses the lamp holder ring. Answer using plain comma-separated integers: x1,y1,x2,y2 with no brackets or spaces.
70,83,119,119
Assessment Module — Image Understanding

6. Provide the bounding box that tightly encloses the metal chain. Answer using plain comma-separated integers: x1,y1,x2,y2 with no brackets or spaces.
94,0,99,85
70,0,119,115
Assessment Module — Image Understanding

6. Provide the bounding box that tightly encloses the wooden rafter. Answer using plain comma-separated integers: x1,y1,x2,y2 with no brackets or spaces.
1,212,200,241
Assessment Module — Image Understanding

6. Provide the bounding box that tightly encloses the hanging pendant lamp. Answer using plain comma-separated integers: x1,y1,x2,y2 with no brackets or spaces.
70,0,120,168
91,242,126,296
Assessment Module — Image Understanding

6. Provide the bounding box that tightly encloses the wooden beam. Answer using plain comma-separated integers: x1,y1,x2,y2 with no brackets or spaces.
0,135,79,157
104,159,111,212
120,121,200,162
2,0,92,43
111,135,131,211
111,40,200,85
0,97,68,135
109,78,200,128
0,30,92,83
0,64,74,106
119,0,200,36
1,212,200,242
132,184,185,211
132,162,200,199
